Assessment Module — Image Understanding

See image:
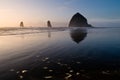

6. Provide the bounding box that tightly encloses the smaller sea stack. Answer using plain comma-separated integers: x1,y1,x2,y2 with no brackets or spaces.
20,21,24,28
69,13,92,27
47,20,52,28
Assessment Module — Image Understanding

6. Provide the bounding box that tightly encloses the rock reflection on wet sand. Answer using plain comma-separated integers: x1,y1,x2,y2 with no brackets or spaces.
1,27,120,80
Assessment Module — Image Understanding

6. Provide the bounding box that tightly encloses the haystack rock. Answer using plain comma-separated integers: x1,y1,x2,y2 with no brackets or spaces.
69,13,92,27
47,20,52,28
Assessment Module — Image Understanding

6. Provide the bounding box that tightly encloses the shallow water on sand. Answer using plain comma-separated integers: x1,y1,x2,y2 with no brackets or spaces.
0,27,120,80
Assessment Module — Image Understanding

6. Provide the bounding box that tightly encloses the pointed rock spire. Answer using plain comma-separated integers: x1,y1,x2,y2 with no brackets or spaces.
47,20,52,28
20,21,24,28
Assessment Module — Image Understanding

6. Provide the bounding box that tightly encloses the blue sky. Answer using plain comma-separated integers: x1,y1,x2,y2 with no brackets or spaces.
0,0,120,27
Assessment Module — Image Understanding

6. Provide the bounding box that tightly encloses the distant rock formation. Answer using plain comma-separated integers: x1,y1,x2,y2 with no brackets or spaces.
47,20,52,28
20,21,24,28
69,13,92,27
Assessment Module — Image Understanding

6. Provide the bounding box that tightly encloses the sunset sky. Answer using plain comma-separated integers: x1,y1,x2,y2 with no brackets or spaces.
0,0,120,27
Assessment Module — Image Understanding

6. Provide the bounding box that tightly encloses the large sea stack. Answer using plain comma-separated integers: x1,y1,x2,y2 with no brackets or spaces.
47,20,52,28
69,13,92,27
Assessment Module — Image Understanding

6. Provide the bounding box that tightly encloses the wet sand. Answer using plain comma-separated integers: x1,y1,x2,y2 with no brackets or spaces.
0,27,120,80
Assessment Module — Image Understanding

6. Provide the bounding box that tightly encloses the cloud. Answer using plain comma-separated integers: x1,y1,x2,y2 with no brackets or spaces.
57,6,70,11
89,18,120,23
64,0,77,5
57,0,76,12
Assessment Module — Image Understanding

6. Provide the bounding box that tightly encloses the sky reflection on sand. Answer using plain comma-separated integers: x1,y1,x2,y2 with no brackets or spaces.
0,27,120,80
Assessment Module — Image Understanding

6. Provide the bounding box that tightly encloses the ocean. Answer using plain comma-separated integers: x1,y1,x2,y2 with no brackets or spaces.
0,27,120,80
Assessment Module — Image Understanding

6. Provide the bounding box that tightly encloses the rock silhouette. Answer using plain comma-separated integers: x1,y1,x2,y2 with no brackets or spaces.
69,13,92,27
70,28,87,44
47,20,52,28
20,21,24,28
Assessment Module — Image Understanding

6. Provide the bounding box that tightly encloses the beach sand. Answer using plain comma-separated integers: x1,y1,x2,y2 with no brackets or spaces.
0,27,120,80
